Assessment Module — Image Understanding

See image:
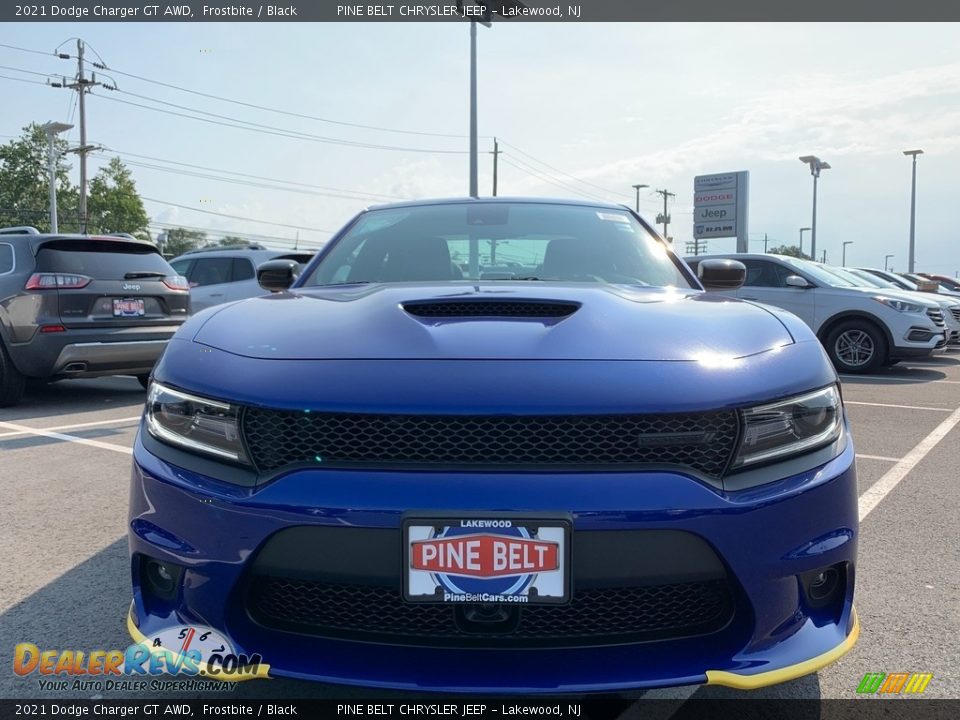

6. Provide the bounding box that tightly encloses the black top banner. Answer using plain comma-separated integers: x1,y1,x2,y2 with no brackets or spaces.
3,0,960,22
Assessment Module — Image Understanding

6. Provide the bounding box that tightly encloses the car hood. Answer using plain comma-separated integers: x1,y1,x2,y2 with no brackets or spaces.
190,284,795,362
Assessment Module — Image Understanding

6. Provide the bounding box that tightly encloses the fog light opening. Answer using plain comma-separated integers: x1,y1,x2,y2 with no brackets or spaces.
801,562,846,612
809,568,839,600
142,557,183,601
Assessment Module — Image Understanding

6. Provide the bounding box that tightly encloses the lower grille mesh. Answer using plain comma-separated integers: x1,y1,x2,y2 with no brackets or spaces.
247,577,734,647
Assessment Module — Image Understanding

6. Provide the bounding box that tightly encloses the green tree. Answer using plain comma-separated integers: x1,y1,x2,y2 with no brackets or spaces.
216,235,247,247
768,244,812,260
87,156,150,238
161,227,207,258
0,123,78,232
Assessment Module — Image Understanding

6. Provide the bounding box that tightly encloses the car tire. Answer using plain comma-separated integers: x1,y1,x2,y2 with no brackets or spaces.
825,320,887,374
137,374,151,390
0,342,26,408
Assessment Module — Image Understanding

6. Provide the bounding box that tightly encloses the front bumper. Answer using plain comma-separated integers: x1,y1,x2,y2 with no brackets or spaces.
128,432,859,694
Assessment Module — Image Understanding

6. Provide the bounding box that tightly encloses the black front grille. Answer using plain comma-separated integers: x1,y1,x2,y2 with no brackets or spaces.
927,308,945,327
247,577,734,648
403,300,579,318
951,307,960,324
241,410,739,477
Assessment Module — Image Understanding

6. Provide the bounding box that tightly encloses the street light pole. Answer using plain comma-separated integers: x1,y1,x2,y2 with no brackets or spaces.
799,156,830,264
40,121,74,234
632,184,648,213
884,254,894,272
904,149,923,273
799,227,811,256
842,241,853,267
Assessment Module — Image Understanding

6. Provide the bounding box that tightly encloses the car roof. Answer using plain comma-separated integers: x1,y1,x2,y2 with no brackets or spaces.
364,196,631,212
170,248,313,262
4,233,161,255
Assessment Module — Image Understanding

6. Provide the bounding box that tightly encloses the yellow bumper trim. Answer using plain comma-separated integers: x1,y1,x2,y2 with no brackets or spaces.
705,607,859,690
125,603,271,682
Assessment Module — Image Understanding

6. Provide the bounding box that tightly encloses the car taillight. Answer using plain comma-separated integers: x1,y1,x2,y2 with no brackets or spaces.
162,275,190,291
25,273,92,290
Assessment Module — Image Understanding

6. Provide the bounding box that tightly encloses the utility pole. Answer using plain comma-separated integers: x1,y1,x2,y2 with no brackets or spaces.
821,249,826,263
490,137,501,196
654,189,675,242
764,233,769,253
903,149,923,273
63,40,102,234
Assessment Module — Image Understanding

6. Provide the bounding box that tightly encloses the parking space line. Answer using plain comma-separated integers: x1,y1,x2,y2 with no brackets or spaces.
0,420,133,455
856,454,901,462
845,401,952,412
840,375,960,384
859,406,960,522
0,415,141,439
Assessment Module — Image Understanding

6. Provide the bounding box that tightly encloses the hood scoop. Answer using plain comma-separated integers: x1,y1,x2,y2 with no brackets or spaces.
402,299,581,319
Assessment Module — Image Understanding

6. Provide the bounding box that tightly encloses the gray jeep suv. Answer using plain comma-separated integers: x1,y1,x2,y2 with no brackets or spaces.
0,228,190,407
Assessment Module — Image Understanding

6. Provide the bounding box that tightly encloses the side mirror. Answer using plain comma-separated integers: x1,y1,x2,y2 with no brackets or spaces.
785,275,812,288
697,259,746,290
258,259,299,293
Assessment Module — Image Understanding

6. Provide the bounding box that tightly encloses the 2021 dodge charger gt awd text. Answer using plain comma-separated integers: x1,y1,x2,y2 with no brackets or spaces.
128,198,859,693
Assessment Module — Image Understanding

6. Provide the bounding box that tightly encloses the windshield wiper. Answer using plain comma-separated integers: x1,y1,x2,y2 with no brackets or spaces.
124,271,167,279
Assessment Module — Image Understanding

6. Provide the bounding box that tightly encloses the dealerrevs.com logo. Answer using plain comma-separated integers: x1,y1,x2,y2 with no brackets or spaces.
13,625,267,692
856,672,933,695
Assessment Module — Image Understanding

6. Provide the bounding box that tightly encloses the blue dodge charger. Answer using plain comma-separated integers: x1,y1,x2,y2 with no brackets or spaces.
128,198,858,692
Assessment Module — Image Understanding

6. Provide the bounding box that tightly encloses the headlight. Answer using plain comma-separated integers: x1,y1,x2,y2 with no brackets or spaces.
145,382,249,464
732,386,842,468
873,296,925,314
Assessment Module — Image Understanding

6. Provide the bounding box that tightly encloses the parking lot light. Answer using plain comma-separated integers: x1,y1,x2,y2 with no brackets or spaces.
904,150,923,273
40,121,74,234
843,241,854,267
799,156,831,263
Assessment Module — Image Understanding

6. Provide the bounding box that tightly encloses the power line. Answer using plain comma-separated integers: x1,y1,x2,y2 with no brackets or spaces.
498,139,631,200
500,155,612,203
0,63,60,78
0,73,47,86
0,42,55,57
99,148,404,200
499,158,602,202
98,63,481,140
94,154,396,204
141,196,336,233
148,221,325,248
94,90,469,154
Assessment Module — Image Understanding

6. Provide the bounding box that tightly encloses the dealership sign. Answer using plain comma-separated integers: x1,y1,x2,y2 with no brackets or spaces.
693,171,749,251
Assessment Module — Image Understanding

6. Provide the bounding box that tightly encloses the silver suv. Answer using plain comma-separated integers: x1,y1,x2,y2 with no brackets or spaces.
0,227,190,407
686,253,946,373
169,245,314,313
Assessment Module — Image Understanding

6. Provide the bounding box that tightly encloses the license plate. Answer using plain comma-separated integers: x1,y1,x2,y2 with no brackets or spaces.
403,516,570,604
113,298,145,317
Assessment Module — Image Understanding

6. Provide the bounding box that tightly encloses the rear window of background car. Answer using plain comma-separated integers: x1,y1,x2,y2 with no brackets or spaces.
36,240,173,279
0,243,13,274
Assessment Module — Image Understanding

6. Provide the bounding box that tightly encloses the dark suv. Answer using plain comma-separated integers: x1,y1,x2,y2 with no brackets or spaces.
0,227,190,407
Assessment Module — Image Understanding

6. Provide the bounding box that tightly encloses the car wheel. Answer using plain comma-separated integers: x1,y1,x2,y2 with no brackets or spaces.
825,321,886,374
137,374,151,390
0,342,26,407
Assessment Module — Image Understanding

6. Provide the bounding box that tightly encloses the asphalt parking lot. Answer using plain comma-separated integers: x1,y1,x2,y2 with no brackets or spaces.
1,353,958,709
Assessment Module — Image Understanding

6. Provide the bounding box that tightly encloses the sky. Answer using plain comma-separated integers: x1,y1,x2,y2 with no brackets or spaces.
1,21,959,275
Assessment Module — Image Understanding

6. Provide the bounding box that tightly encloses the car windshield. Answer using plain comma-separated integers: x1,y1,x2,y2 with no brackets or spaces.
301,202,690,288
845,269,899,289
778,256,857,287
820,265,888,288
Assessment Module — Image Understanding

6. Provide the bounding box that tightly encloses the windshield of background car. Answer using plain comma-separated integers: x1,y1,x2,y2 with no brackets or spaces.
780,257,857,288
302,202,691,288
